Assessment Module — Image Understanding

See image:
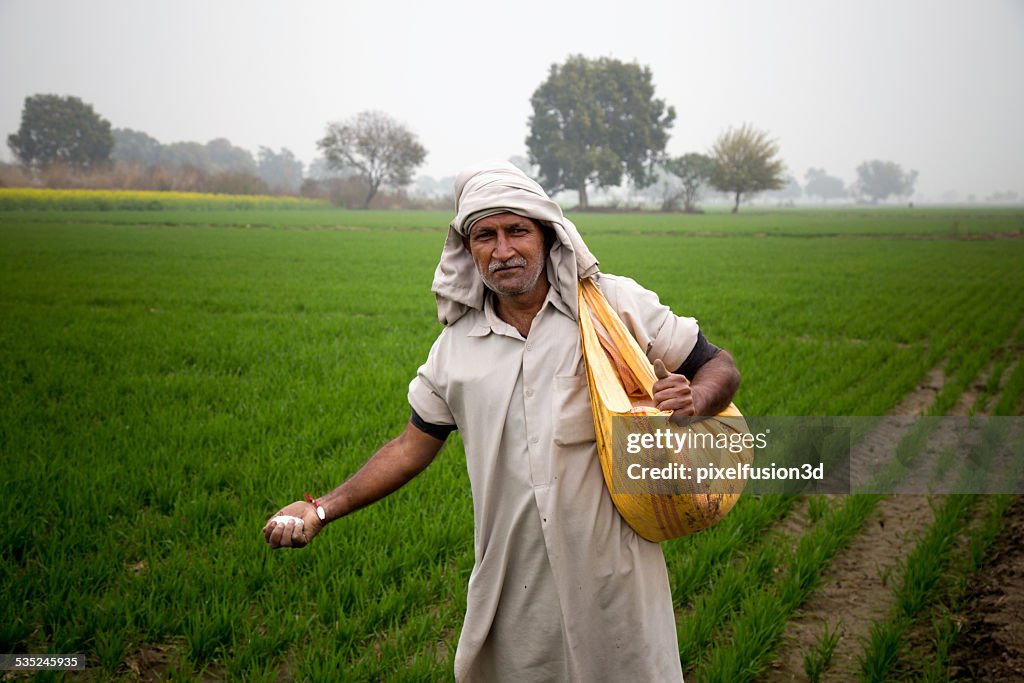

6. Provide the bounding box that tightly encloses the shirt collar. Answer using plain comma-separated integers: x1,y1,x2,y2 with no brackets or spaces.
469,278,574,339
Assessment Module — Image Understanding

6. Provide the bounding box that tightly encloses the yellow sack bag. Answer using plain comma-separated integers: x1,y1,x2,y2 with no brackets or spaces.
578,278,753,542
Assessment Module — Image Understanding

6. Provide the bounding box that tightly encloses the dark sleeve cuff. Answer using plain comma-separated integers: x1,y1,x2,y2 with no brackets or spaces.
675,331,721,380
410,408,457,441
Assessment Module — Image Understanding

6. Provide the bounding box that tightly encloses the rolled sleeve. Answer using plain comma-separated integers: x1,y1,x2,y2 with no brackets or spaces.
675,331,721,379
599,274,700,372
408,332,457,428
408,376,455,427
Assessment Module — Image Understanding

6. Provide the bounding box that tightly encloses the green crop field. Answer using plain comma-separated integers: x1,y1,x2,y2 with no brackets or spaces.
2,198,1023,680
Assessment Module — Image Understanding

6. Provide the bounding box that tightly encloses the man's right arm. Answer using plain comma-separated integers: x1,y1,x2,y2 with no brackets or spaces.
319,421,447,522
263,421,446,549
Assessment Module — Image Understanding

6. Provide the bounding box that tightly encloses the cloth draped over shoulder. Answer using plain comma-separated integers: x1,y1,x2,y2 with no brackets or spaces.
432,159,600,325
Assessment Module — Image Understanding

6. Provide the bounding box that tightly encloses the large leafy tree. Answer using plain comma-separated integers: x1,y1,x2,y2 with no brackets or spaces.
854,160,917,203
318,110,427,209
159,141,210,170
708,124,785,213
527,55,675,209
204,138,257,175
664,153,715,213
804,168,846,203
257,147,304,193
111,128,163,166
8,94,114,169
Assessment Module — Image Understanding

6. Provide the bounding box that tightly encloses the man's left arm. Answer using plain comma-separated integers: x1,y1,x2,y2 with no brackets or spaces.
602,274,741,416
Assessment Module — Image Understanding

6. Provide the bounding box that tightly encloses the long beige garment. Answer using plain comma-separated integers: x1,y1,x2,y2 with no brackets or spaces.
409,273,699,682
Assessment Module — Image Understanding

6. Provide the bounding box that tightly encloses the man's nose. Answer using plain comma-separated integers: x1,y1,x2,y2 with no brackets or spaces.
493,231,516,260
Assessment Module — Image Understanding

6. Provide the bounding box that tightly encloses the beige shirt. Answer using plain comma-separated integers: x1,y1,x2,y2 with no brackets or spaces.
409,273,699,682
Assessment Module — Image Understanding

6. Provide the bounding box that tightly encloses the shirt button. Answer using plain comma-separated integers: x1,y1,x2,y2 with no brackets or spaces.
525,388,535,398
526,343,533,351
530,436,539,444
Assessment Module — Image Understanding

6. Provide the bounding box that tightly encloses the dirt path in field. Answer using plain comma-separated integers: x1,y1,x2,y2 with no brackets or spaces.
844,366,945,489
761,324,1023,682
762,363,947,682
762,493,941,682
760,356,992,682
947,494,1024,681
944,336,1024,681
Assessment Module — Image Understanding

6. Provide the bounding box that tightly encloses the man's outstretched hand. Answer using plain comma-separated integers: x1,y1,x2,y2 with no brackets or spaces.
260,424,447,551
262,500,324,549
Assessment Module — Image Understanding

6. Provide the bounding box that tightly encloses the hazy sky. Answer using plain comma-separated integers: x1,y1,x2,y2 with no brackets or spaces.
2,0,1022,199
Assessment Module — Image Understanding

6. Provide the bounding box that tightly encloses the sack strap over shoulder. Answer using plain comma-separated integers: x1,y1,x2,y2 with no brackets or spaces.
576,276,750,542
578,277,659,400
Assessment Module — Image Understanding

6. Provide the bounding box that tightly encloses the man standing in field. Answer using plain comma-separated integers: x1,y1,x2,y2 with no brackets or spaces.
264,161,740,681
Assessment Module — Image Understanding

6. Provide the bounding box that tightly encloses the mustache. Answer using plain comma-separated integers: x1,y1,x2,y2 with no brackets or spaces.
488,256,527,274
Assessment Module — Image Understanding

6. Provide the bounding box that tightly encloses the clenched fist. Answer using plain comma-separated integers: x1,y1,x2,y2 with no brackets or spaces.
652,358,707,418
262,500,324,549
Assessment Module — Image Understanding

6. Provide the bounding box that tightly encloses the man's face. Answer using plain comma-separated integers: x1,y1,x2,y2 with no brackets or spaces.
466,212,548,297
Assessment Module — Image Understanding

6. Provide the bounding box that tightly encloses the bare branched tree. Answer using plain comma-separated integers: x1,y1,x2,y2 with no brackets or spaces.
318,111,427,209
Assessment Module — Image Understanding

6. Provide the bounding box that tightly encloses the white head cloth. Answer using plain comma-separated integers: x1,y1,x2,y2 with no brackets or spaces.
431,160,600,325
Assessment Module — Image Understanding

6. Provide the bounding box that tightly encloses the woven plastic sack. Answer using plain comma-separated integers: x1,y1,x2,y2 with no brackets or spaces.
578,278,753,542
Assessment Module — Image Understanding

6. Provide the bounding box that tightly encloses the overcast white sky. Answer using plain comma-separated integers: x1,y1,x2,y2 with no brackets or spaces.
1,0,1022,199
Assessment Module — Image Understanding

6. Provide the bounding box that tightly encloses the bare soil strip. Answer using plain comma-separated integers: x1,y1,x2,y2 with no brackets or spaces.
895,364,946,417
919,320,1024,492
762,360,955,682
848,365,947,488
762,493,941,682
947,495,1024,681
943,324,1024,680
761,320,1024,682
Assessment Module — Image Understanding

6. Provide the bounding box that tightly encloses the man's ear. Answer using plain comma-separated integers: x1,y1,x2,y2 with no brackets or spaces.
461,234,470,250
541,223,556,252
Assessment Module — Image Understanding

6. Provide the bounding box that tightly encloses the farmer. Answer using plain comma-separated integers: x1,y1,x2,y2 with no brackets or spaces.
263,160,740,681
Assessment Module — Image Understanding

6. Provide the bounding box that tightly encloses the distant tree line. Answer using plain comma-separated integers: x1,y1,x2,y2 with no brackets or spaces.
522,56,919,212
5,94,305,195
647,154,918,212
3,95,436,207
112,129,305,193
6,81,943,209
